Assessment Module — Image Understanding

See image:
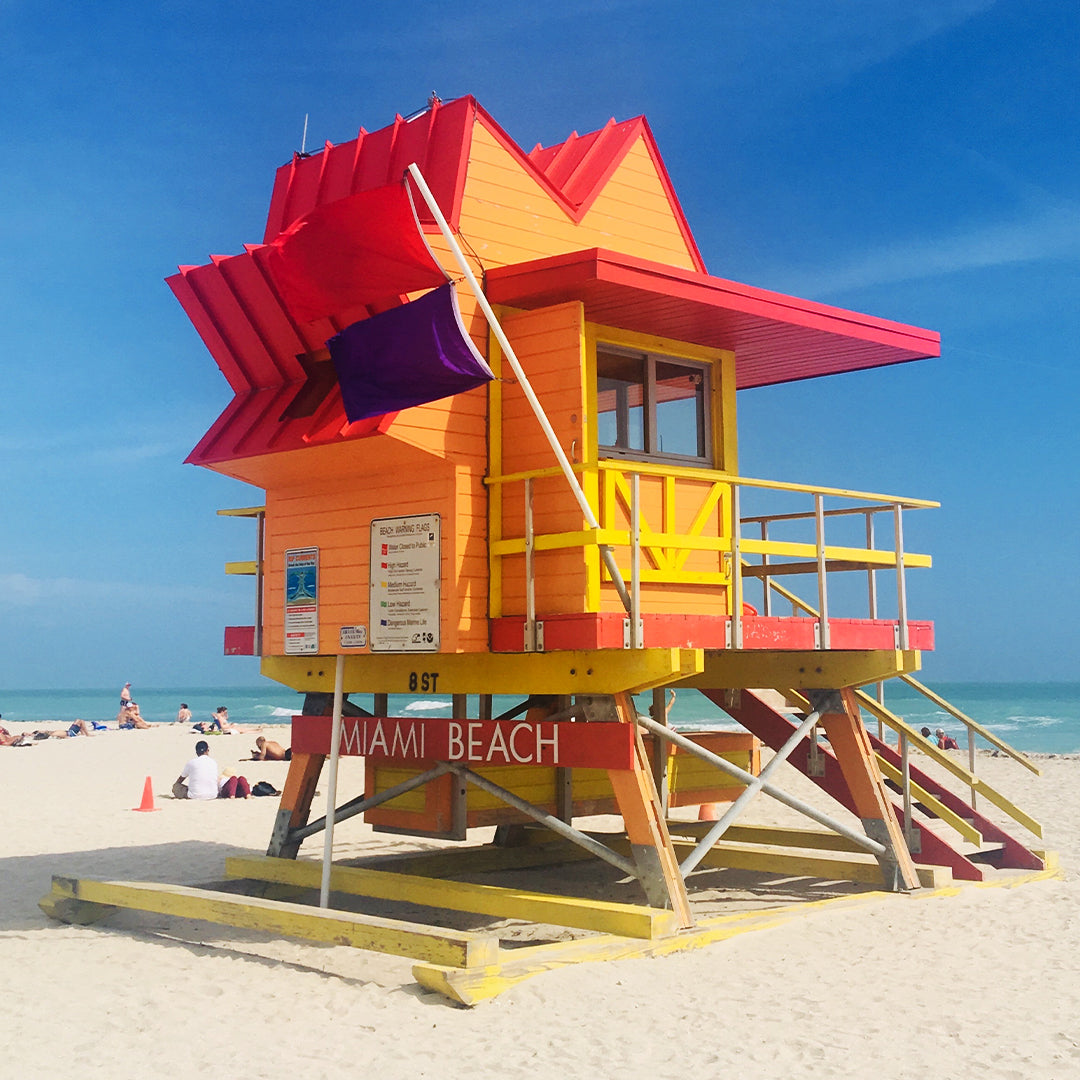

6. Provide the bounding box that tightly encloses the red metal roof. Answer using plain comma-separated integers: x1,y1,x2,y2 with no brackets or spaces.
168,246,403,466
485,248,940,388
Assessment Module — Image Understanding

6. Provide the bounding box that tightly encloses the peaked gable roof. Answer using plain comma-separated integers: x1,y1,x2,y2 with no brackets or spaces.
174,97,709,469
261,96,705,269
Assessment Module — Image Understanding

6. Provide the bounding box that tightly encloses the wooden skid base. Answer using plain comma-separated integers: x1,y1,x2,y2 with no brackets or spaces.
225,855,678,939
38,862,1060,1005
39,875,499,968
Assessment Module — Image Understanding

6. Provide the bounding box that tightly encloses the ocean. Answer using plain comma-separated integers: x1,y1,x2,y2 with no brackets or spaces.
1,680,1077,755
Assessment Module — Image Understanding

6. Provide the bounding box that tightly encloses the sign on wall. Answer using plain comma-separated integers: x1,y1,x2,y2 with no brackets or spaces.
369,514,441,653
284,546,319,654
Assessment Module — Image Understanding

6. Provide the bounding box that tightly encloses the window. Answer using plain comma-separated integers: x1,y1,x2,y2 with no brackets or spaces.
597,347,711,464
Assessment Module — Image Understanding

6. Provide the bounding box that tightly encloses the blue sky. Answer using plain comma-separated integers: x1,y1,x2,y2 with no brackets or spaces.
0,0,1076,688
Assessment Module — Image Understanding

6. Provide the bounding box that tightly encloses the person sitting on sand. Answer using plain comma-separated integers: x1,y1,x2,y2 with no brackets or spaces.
174,740,221,799
218,769,251,798
250,735,291,761
935,727,960,750
176,703,192,724
117,702,151,729
920,726,932,739
173,740,252,799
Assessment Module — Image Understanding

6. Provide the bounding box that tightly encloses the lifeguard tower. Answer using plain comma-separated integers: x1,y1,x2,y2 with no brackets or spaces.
40,96,1051,1003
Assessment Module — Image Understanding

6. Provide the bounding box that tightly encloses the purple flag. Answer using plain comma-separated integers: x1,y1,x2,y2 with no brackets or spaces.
328,284,495,422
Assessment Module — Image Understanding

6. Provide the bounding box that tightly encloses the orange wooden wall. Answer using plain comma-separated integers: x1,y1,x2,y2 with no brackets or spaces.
242,110,734,655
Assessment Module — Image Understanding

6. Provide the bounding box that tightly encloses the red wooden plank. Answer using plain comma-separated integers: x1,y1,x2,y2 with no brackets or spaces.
490,614,934,653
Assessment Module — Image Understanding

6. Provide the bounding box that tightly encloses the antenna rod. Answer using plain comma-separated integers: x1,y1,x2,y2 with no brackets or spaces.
300,113,309,155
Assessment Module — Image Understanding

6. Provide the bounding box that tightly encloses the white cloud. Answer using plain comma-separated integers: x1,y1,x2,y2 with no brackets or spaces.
0,573,223,609
776,199,1080,298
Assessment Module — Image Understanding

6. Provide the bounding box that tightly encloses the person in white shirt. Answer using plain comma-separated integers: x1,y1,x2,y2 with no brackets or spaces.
173,740,220,800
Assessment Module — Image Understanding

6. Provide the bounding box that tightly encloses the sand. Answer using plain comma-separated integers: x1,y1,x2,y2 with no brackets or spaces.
0,722,1076,1080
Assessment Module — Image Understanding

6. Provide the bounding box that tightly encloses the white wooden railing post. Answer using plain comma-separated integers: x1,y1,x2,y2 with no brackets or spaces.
815,493,830,649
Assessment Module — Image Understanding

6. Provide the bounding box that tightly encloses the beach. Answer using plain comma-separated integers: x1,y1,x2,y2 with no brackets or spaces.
0,721,1075,1079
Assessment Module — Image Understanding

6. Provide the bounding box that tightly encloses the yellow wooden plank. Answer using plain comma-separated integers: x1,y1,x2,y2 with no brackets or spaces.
855,690,1043,839
262,647,704,696
216,506,266,517
899,675,1041,775
874,756,982,845
43,876,498,968
415,863,1057,1004
666,839,945,888
224,561,259,576
663,822,866,852
225,856,676,940
676,649,921,691
740,538,932,568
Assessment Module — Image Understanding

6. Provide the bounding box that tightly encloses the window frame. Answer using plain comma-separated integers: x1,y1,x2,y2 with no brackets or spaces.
595,344,714,467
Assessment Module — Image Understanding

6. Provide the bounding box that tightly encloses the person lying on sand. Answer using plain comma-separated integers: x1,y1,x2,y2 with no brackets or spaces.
30,718,95,739
192,707,245,735
0,724,28,747
250,736,291,761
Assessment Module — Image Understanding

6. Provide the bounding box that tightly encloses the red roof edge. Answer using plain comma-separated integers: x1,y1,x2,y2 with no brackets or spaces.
479,103,706,272
262,97,477,243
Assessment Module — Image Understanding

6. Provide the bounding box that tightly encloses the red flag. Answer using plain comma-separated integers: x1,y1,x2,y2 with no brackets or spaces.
265,183,447,323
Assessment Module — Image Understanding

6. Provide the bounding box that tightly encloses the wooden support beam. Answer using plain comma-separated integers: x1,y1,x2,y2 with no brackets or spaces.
606,693,693,926
820,689,921,891
39,876,499,968
269,750,325,858
225,855,677,939
668,839,950,889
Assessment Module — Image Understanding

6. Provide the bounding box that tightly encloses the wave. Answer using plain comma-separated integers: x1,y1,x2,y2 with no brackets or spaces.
404,699,452,712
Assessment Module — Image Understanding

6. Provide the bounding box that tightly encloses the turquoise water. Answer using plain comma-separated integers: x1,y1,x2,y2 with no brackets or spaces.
1,681,1077,754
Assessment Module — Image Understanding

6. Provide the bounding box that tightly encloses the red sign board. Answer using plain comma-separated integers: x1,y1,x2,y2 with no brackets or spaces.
291,715,635,770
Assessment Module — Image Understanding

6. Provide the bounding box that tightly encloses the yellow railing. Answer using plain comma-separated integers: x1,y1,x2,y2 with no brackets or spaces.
488,461,937,648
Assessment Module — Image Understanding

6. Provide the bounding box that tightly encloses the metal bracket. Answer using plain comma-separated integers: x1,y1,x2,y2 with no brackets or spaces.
622,618,644,649
893,622,901,647
813,620,822,649
807,727,826,777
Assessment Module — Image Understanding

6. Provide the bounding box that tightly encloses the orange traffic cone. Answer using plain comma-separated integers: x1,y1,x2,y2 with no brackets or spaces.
698,802,720,821
132,775,159,812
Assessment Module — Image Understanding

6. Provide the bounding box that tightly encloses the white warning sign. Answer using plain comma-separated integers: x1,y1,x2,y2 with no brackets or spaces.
369,514,440,653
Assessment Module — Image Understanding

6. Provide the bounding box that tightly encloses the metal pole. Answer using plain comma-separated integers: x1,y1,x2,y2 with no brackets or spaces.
865,510,883,740
319,653,346,909
524,477,536,652
815,492,830,649
452,765,638,877
760,518,771,617
254,510,265,657
636,713,885,856
894,502,909,651
680,708,823,874
731,483,743,649
405,162,631,613
901,731,913,846
967,725,978,811
630,472,641,648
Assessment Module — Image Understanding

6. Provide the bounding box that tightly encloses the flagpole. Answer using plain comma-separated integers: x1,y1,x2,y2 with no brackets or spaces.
319,652,346,908
405,163,632,614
